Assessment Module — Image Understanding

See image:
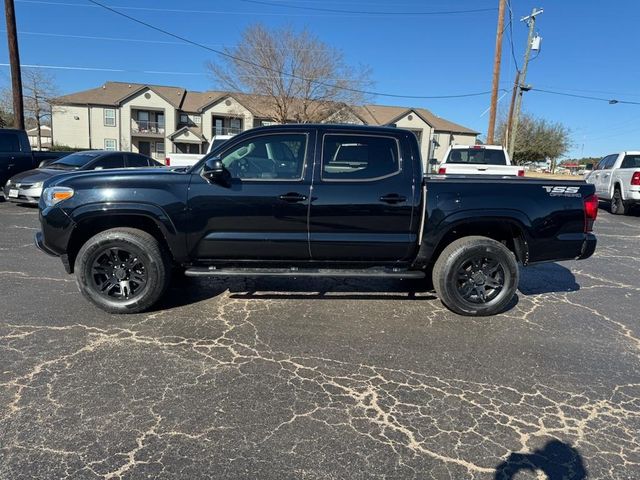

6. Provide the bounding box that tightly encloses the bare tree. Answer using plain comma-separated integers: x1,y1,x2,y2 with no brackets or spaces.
207,24,372,123
22,69,58,150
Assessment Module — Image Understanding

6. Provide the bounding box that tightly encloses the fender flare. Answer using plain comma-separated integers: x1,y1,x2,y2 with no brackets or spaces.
68,201,186,261
417,209,533,266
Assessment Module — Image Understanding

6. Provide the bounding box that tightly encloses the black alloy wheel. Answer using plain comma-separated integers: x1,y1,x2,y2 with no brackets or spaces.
455,256,505,304
91,247,148,300
432,236,519,316
75,228,170,314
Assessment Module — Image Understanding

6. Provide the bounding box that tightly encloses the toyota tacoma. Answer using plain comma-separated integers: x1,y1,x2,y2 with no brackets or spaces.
36,124,598,316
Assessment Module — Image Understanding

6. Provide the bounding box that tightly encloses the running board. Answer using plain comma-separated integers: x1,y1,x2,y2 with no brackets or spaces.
184,266,425,279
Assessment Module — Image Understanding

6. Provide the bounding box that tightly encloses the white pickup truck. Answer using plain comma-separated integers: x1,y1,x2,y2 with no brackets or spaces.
164,135,233,167
437,145,524,177
586,151,640,215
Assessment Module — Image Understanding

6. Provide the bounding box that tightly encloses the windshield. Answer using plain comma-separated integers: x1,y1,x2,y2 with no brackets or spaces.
446,148,507,165
48,152,102,169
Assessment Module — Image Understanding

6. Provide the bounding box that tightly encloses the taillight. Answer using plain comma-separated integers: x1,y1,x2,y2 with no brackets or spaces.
165,157,170,166
632,171,640,185
517,169,525,177
583,194,598,232
438,167,446,174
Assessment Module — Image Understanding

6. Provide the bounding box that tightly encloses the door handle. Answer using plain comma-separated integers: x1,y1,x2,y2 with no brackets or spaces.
278,192,307,203
379,194,407,204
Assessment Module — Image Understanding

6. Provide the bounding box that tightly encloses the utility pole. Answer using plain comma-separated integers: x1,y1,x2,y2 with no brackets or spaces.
4,0,24,130
508,7,543,159
504,71,520,148
486,0,507,145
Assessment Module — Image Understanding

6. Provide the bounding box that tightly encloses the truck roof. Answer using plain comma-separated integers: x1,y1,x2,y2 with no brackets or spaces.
248,123,409,135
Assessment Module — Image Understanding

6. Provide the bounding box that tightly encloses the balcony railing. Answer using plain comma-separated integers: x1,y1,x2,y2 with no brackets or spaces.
131,120,165,135
213,126,243,136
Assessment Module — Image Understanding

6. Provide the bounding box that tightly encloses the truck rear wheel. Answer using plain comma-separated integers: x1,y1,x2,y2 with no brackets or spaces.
610,186,626,215
74,228,170,314
432,236,519,316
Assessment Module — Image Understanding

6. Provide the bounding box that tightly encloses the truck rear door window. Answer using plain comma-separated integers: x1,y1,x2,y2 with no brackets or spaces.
322,135,400,181
0,132,22,152
621,155,640,169
446,148,506,165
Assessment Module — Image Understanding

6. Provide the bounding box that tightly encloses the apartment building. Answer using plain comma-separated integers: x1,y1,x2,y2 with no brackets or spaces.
52,81,478,166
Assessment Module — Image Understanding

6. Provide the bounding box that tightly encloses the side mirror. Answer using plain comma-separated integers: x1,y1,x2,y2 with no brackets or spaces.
202,157,231,186
429,158,438,166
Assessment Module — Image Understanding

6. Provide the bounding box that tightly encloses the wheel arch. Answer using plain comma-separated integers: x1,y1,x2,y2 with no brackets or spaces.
66,203,184,273
417,212,531,268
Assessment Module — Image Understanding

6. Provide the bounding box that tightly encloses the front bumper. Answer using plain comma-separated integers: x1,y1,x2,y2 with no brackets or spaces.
577,233,597,260
34,231,58,256
35,231,73,273
3,185,42,204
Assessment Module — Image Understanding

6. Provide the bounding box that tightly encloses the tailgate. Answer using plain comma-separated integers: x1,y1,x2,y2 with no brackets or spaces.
442,164,523,176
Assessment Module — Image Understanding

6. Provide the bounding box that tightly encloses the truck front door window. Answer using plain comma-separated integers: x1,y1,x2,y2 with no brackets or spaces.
220,134,307,180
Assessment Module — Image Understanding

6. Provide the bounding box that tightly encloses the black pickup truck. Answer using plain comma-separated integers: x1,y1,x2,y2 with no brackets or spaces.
35,124,598,316
0,128,69,190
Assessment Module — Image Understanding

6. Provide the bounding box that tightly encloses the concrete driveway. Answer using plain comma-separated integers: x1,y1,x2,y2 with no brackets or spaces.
0,200,638,479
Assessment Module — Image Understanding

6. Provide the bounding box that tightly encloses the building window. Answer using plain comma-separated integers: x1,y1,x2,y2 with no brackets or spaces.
104,108,116,127
156,142,165,155
180,113,189,124
213,116,243,136
192,115,201,125
104,138,117,150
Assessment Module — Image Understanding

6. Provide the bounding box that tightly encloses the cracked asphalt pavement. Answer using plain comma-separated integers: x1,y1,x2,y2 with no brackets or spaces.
1,200,639,479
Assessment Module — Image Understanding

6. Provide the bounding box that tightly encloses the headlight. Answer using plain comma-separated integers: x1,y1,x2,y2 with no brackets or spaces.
32,181,43,189
42,186,74,207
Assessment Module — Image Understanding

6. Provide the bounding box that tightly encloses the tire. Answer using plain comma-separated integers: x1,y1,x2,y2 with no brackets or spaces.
432,236,519,316
74,228,170,314
610,187,626,215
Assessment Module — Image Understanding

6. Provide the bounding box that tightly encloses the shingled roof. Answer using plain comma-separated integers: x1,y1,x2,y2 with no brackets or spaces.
354,105,477,134
53,82,187,108
54,82,477,135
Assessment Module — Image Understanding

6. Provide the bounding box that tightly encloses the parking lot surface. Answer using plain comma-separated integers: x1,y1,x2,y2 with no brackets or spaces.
1,200,639,479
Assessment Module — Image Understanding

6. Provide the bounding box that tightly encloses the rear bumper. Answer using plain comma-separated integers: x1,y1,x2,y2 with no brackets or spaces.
577,233,597,260
625,187,640,202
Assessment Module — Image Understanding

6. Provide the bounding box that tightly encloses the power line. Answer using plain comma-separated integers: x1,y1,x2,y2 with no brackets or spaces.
0,62,205,75
6,30,334,52
533,84,640,99
16,0,491,18
506,0,519,71
236,0,497,16
0,62,371,82
530,88,640,105
85,0,495,100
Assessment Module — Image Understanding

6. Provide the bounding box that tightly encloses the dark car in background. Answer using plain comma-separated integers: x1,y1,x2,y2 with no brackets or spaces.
0,128,71,191
4,150,163,204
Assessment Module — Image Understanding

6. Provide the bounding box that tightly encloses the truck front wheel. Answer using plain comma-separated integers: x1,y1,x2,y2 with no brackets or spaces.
432,236,519,316
74,228,170,314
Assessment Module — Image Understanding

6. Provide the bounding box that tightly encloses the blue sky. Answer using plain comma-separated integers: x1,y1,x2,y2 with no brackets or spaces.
2,0,639,158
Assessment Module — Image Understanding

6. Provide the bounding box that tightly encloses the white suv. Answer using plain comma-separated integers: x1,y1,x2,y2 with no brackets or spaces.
586,151,640,215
